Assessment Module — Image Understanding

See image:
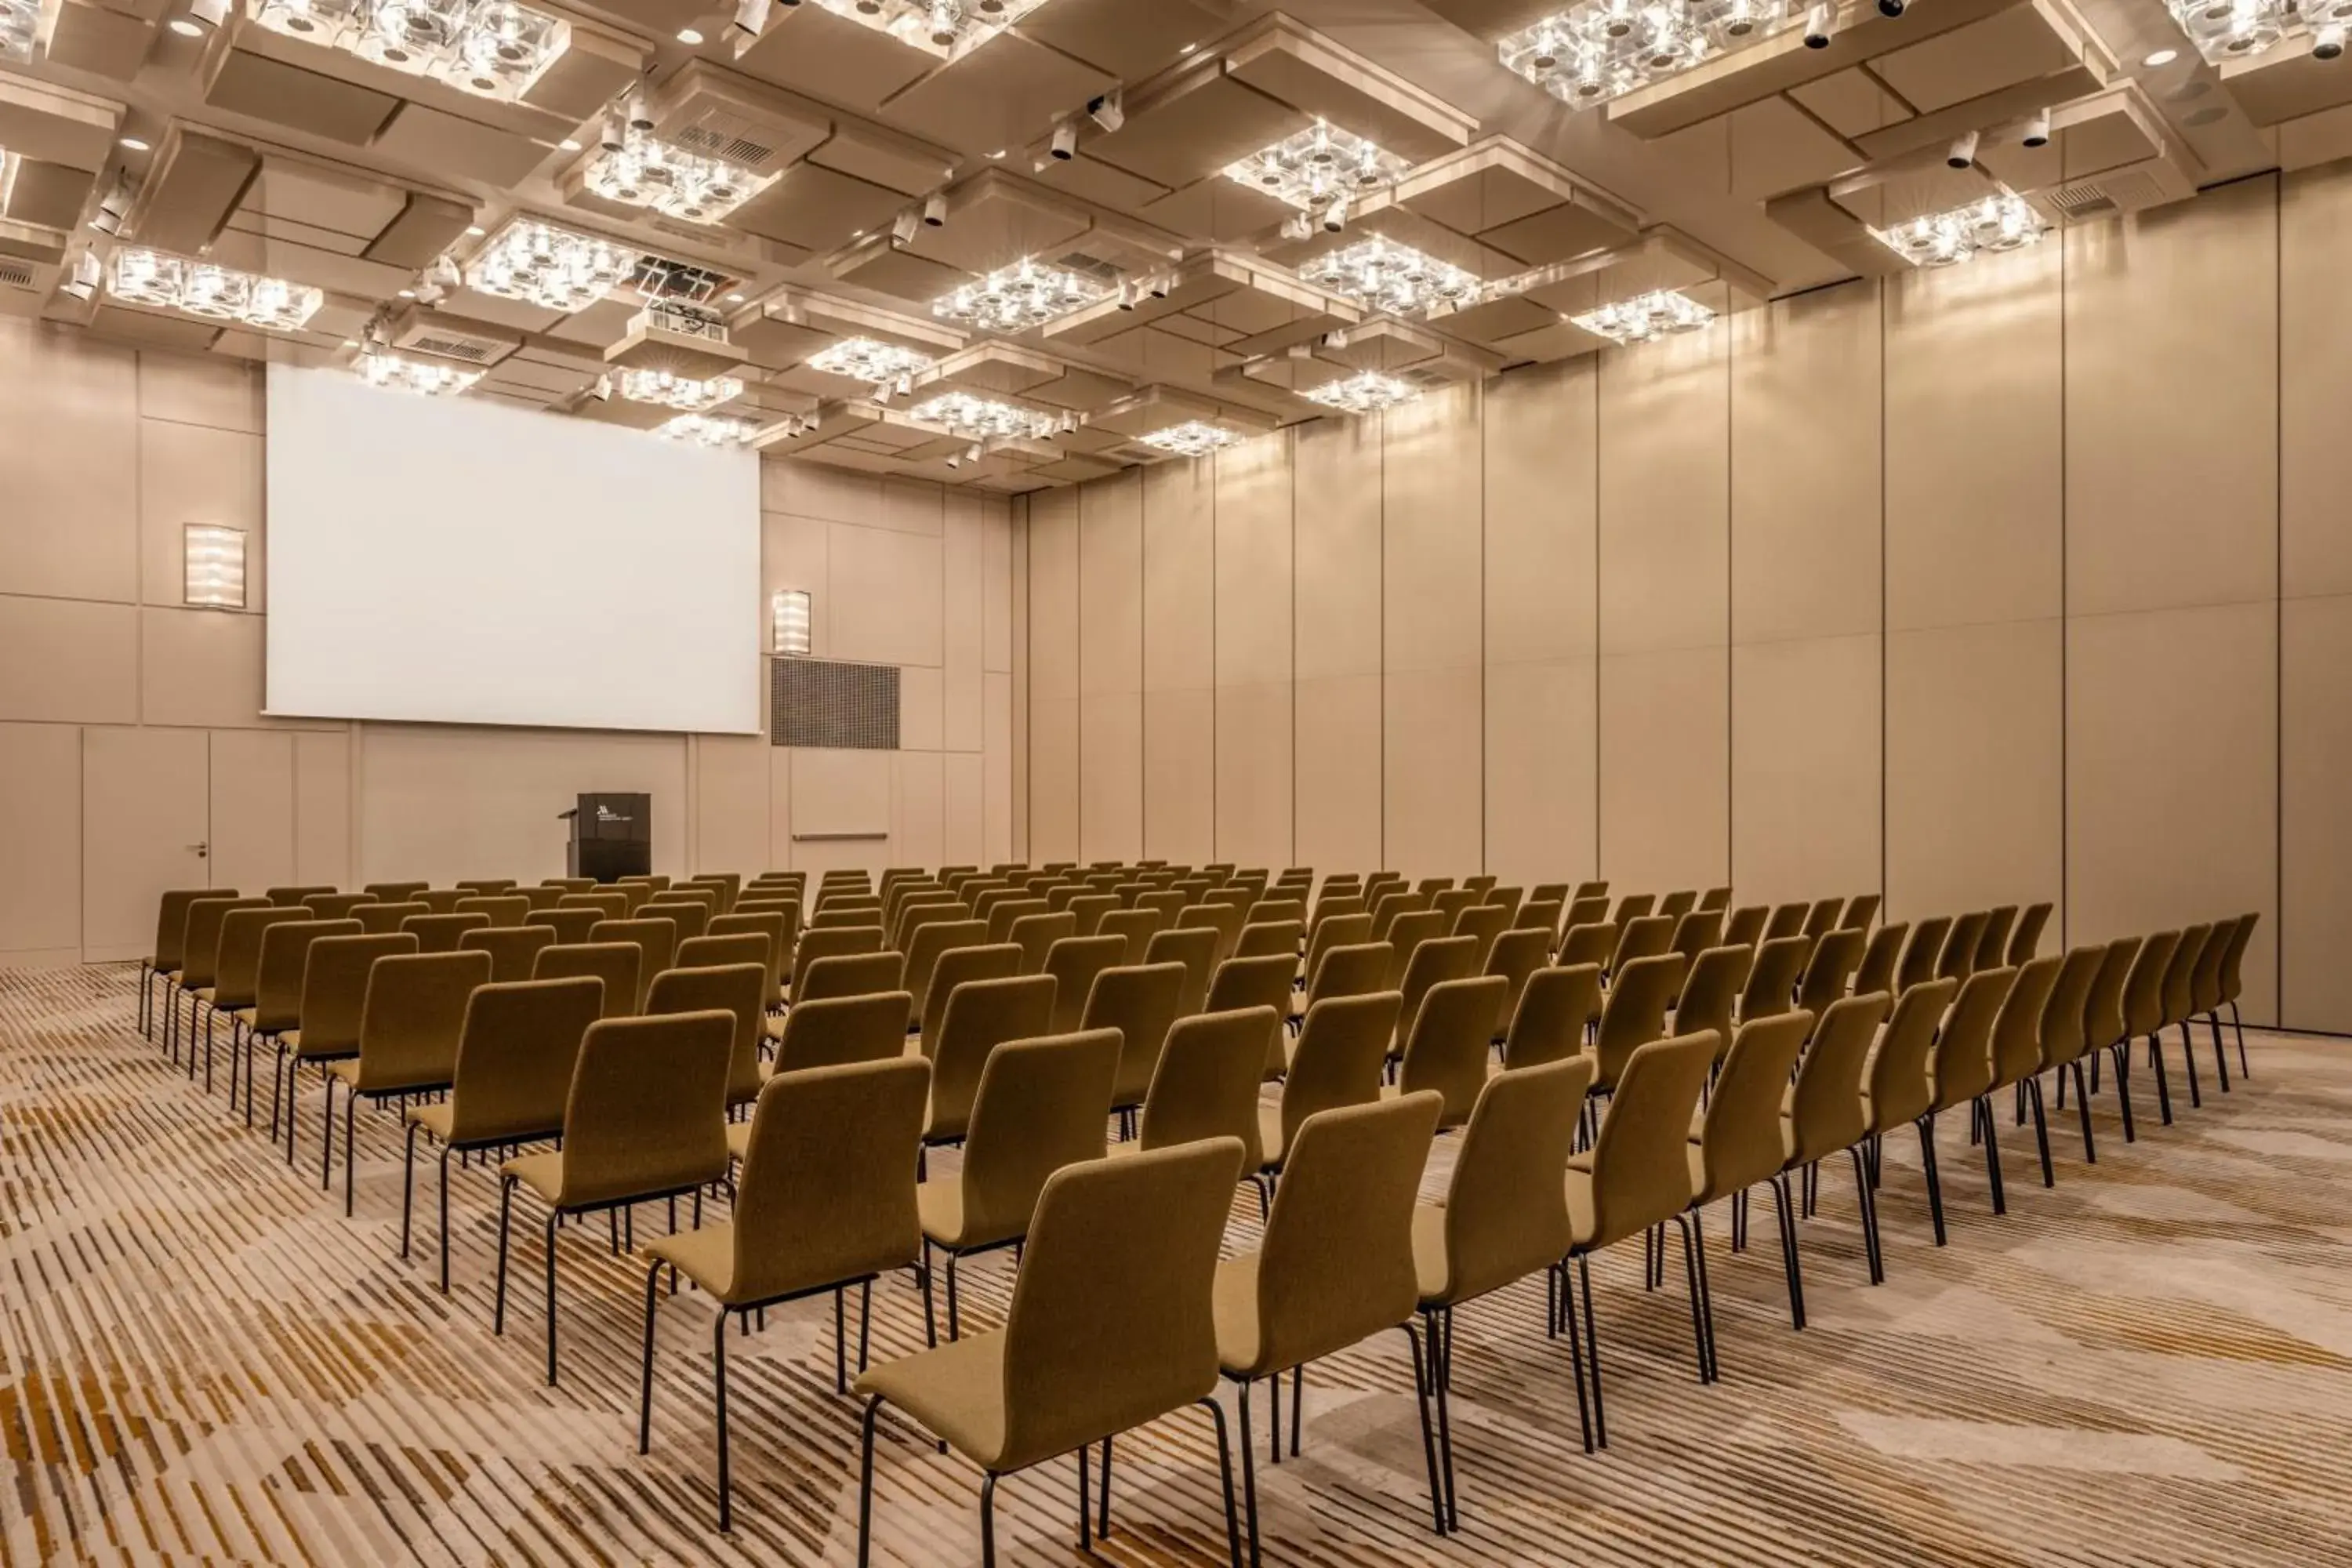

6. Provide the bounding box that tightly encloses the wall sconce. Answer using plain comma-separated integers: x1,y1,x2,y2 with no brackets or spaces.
771,588,811,655
183,524,247,609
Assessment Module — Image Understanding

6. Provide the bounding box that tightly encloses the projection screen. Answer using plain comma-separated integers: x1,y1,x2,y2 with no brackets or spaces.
263,364,761,734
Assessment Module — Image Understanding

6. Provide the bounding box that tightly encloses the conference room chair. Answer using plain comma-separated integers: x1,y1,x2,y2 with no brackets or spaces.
1206,886,1261,916
1974,906,2019,971
1009,912,1077,975
639,898,712,942
2157,922,2216,1112
684,872,740,913
1501,964,1601,1071
538,878,594,896
1657,890,1698,920
2079,936,2143,1142
985,898,1052,945
1369,889,1429,942
546,938,641,1021
1762,902,1809,942
855,1137,1247,1568
648,962,768,1126
888,885,957,933
515,886,563,913
1431,888,1480,927
893,898,971,955
1979,953,2063,1207
1855,978,1957,1256
1145,927,1219,1018
798,951,907,1004
1559,1032,1715,1454
1793,927,1867,1035
1178,902,1248,969
1735,934,1812,1027
1781,992,1893,1300
198,906,313,1094
1235,920,1304,964
1259,992,1399,1184
496,1008,734,1385
302,892,374,921
706,913,787,1004
755,993,913,1122
1291,940,1390,1033
528,908,603,946
1394,975,1508,1131
1590,953,1686,1097
1671,945,1751,1067
1530,882,1571,906
1041,935,1125,1036
1668,909,1724,967
1558,920,1617,971
174,896,268,1068
365,880,431,902
271,931,416,1158
922,973,1057,1150
559,890,630,920
1610,892,1657,927
1852,921,1908,1000
1122,1008,1275,1186
917,1028,1119,1344
1686,1011,1811,1336
415,890,471,915
900,917,989,1024
1795,897,1839,940
455,878,518,895
1081,960,1187,1129
1938,911,1990,984
1922,967,2018,1241
648,1055,930,1531
1895,916,1953,993
1572,880,1610,902
266,884,336,909
238,918,360,1125
1450,903,1510,967
1721,904,1768,950
2008,902,2053,964
353,899,430,935
1459,873,1494,895
401,974,603,1289
2188,916,2239,1092
789,925,883,1002
1301,912,1371,989
587,916,681,1010
1218,1091,1446,1556
326,949,492,1214
1562,894,1611,935
138,887,221,1040
1483,927,1552,1036
2032,946,2107,1170
459,924,554,984
732,897,801,943
1391,935,1479,1056
1608,913,1676,977
1044,883,1086,914
2216,913,2259,1077
1698,887,1733,913
1205,953,1301,1080
1413,1055,1593,1528
814,906,884,931
917,944,1022,1063
454,895,531,928
1479,885,1524,920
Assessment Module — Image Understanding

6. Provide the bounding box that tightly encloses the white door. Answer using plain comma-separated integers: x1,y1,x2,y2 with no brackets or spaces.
82,727,209,960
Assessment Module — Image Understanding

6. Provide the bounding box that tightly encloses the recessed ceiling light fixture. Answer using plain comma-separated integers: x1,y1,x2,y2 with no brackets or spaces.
466,217,641,311
119,135,151,151
1301,370,1421,415
110,247,323,330
2160,0,2348,61
804,0,1047,60
657,411,758,446
931,257,1110,332
250,0,572,101
619,366,745,412
358,350,481,395
1868,191,2049,268
1570,288,1716,344
2,0,36,60
806,336,937,383
1138,421,1242,457
2142,45,2179,64
1298,235,1485,317
1500,0,1805,108
676,24,702,41
168,16,205,34
582,126,775,224
909,390,1059,442
1226,119,1411,219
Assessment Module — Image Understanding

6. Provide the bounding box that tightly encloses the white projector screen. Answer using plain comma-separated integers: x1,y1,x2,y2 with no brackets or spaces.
263,364,761,734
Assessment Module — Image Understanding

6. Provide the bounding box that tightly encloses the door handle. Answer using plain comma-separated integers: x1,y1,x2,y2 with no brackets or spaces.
187,841,209,858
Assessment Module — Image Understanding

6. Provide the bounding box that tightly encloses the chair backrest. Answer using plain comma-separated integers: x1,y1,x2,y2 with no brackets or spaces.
1975,905,2019,971
955,1029,1122,1247
1784,993,1891,1165
459,924,555,984
1853,921,1908,1000
1204,952,1302,1078
1838,893,1879,930
1528,882,1570,905
730,1057,931,1309
1174,902,1245,967
1381,910,1449,983
1609,913,1676,975
1143,925,1219,1016
351,949,492,1091
1430,889,1479,928
1691,1011,1813,1201
1038,935,1125,1036
1432,1057,1595,1305
1738,934,1813,1024
639,898,712,941
1989,954,2063,1091
1236,919,1305,961
985,898,1052,944
212,907,314,1005
1394,934,1479,1047
2190,916,2234,1014
180,897,270,989
1896,916,1953,993
1139,1007,1277,1167
2120,929,2182,1036
1095,907,1165,964
525,907,601,946
706,912,788,997
903,917,990,1018
920,942,1022,1058
559,890,630,920
1450,902,1509,964
1067,894,1122,938
789,924,883,999
2008,902,2053,965
293,932,419,1055
1515,898,1565,937
149,888,220,970
415,889,470,915
1938,911,1989,983
443,975,606,1145
301,892,374,920
2218,912,2259,1006
1657,890,1698,920
1762,902,1809,942
798,950,908,1003
2039,945,2105,1072
1248,1091,1443,1375
648,960,768,1108
364,880,429,902
684,873,739,913
1481,886,1524,920
995,1136,1244,1472
557,1010,735,1208
1273,991,1401,1164
1083,960,1188,1111
587,917,678,1009
1301,913,1371,982
1673,944,1753,1062
1368,889,1428,941
1557,920,1617,970
1484,926,1552,1032
1610,892,1657,926
1794,927,1867,1026
1865,978,1958,1134
403,911,492,955
2160,923,2211,1029
1399,975,1509,1130
515,885,562,912
1800,897,1843,938
771,990,913,1075
1009,911,1078,975
251,918,362,1032
453,895,531,928
1932,967,2016,1109
1720,904,1768,949
1501,964,1600,1069
1563,895,1611,934
454,878,517,895
1305,940,1392,1011
2083,936,2137,1052
1668,909,1724,962
1585,1033,1715,1247
927,972,1058,1142
1594,952,1686,1087
531,942,641,1019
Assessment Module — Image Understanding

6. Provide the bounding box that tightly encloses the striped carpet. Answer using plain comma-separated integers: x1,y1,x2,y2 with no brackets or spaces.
5,964,2350,1566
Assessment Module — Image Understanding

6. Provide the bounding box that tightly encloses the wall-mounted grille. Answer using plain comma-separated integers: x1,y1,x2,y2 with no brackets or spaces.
772,659,899,750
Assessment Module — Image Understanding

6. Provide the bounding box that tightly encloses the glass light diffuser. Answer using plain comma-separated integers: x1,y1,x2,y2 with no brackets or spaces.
655,412,758,447
247,0,568,101
581,129,775,225
2,0,39,62
805,0,1048,60
1138,422,1243,457
358,351,481,394
2164,0,2350,60
804,337,937,384
1225,120,1411,216
1570,288,1716,344
107,248,322,332
466,219,641,313
1301,371,1421,415
619,367,745,412
183,524,247,609
1869,192,2049,269
1298,236,1485,318
1500,0,1798,108
771,589,811,655
932,258,1109,333
908,391,1060,442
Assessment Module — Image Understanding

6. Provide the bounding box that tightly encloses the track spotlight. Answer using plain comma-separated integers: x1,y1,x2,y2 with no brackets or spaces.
890,207,920,243
89,176,133,237
588,375,613,402
1050,121,1078,161
2023,108,2050,147
1279,212,1313,241
1803,2,1834,45
922,192,947,227
1087,89,1124,133
731,0,770,42
2318,21,2346,57
1323,194,1348,234
173,0,228,33
60,250,102,302
1147,274,1169,299
1877,0,1903,15
1947,129,1979,169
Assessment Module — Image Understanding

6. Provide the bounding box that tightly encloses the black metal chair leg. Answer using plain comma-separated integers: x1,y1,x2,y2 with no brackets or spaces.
544,1211,561,1385
1196,1397,1245,1568
978,1472,998,1568
1976,1098,2006,1215
1236,1379,1261,1567
855,1396,883,1568
2112,1042,2137,1142
401,1121,419,1257
1769,1174,1805,1327
2148,1034,2173,1125
319,1074,336,1191
2073,1059,2096,1162
1403,1327,1447,1530
2209,1014,2231,1092
494,1177,514,1334
343,1087,358,1218
1290,1363,1302,1458
2178,1022,2202,1109
2230,1000,2249,1076
1917,1115,1946,1247
2027,1076,2053,1188
713,1309,731,1530
637,1260,662,1454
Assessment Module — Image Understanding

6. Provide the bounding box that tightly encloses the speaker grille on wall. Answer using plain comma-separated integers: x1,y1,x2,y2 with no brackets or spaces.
772,659,900,750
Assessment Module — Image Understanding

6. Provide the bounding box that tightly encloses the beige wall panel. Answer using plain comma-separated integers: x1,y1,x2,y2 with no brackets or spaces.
1292,416,1385,681
894,751,946,870
1293,673,1384,874
0,724,84,962
141,608,271,729
945,493,986,751
1079,691,1144,862
792,748,895,874
828,524,944,668
1485,359,1599,665
2067,600,2278,1022
1079,468,1144,696
695,734,771,874
767,746,793,870
1142,458,1216,692
207,729,296,895
984,670,1014,866
1884,242,2063,632
2280,593,2352,1030
2064,175,2278,619
761,459,884,526
140,421,266,612
1214,681,1292,869
1029,489,1080,703
983,503,1015,674
292,730,350,890
82,725,209,958
2281,162,2352,599
1385,666,1483,878
1486,658,1598,887
0,597,138,725
1214,433,1294,687
900,665,944,752
763,512,832,658
1383,383,1483,675
1029,696,1080,861
946,751,985,867
1732,280,1882,646
138,346,262,433
1142,685,1216,864
1731,633,1882,907
0,321,137,604
1011,510,1030,863
1599,645,1729,891
358,726,688,886
880,477,947,537
1599,326,1728,656
1885,619,2062,926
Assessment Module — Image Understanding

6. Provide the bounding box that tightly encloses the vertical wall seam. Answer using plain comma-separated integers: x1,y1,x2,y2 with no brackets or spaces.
2059,215,2070,957
1592,357,1603,880
2275,171,2285,1026
1879,280,1889,912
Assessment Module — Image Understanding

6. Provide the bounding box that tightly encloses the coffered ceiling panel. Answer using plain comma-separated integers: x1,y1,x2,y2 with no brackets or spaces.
1221,17,1480,163
1014,0,1232,80
730,5,939,111
43,0,155,82
880,31,1115,156
2219,49,2352,127
202,49,400,145
1082,61,1308,190
1383,137,1640,266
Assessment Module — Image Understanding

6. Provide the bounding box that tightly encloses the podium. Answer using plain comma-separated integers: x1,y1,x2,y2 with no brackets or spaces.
561,793,652,883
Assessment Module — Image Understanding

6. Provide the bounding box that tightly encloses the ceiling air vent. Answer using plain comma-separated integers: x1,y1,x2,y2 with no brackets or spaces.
0,257,39,289
384,303,521,367
648,64,832,179
2045,182,2118,220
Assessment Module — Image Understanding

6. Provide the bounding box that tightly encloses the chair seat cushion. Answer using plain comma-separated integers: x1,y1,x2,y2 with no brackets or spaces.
503,1150,567,1206
1213,1253,1265,1375
725,1120,752,1162
854,1332,1007,1468
1565,1157,1598,1248
1411,1203,1450,1304
644,1223,735,1299
917,1178,980,1249
407,1102,456,1140
1255,1105,1285,1173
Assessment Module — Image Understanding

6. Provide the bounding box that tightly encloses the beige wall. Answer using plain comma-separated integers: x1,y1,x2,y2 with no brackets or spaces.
0,318,1018,965
1025,162,2352,1033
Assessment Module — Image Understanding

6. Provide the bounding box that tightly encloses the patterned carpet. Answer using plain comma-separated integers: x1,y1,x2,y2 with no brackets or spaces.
5,963,2350,1566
